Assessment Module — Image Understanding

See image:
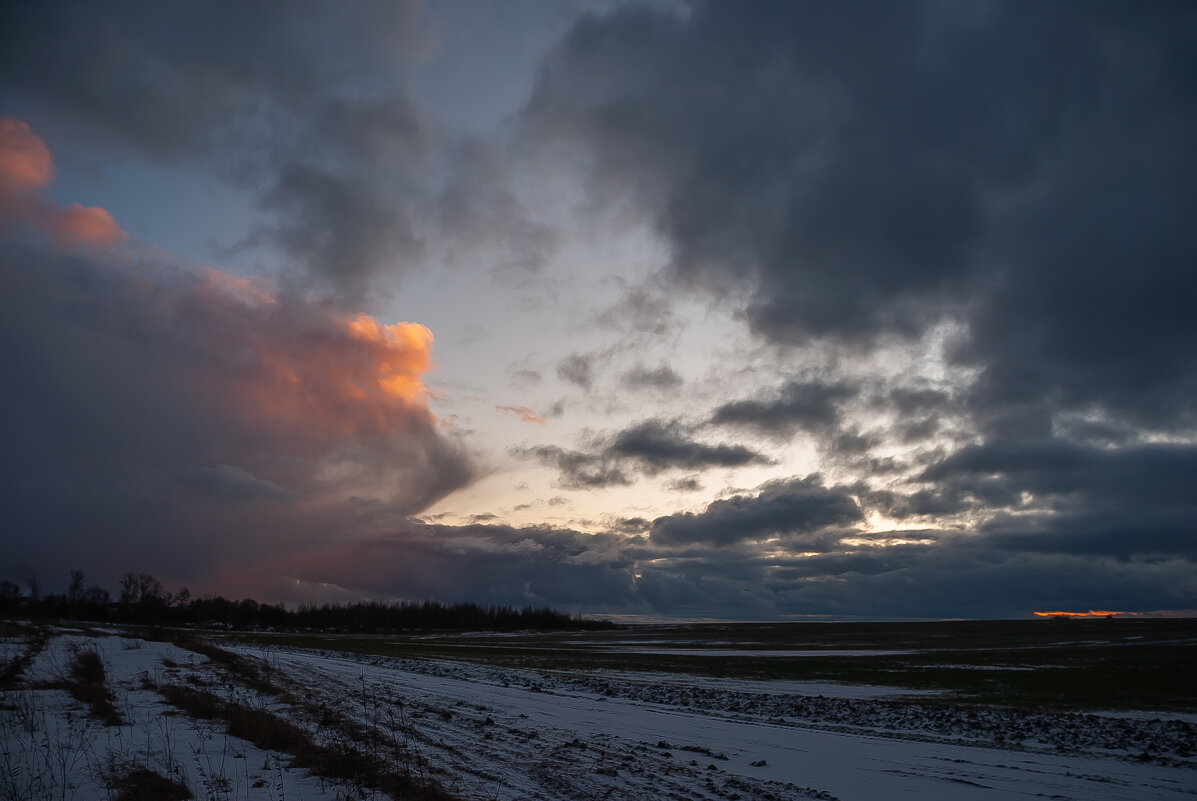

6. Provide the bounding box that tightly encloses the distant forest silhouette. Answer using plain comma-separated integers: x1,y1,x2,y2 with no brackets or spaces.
0,571,616,632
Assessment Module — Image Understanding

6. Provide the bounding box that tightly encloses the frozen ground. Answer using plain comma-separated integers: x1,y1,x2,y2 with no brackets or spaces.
2,623,1194,801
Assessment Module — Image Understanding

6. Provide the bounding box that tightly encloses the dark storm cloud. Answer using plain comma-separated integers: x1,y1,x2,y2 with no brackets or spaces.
280,521,644,611
515,418,771,489
178,464,294,504
650,476,862,547
0,0,433,298
525,0,1197,429
0,241,473,592
710,380,857,439
621,362,683,391
121,476,1186,619
922,440,1197,559
510,0,1197,617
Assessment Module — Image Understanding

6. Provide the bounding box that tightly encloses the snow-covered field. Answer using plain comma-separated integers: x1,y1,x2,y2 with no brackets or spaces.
2,623,1194,800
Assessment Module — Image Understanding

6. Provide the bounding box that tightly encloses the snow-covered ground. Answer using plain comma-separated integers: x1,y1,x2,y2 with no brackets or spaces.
2,624,1195,801
232,644,1197,801
1,627,348,800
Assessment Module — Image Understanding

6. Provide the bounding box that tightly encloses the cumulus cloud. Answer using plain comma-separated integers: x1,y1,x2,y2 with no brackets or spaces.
0,238,473,592
0,118,126,247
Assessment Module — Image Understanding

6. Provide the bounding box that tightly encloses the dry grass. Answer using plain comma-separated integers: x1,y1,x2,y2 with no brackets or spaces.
0,626,48,691
172,638,284,697
64,648,123,726
157,684,451,801
110,768,193,800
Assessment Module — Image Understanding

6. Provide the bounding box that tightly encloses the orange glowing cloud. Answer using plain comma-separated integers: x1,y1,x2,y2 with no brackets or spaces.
199,266,277,306
342,314,434,404
43,203,127,248
0,116,128,248
0,117,53,194
208,293,440,441
497,405,546,425
1033,610,1139,618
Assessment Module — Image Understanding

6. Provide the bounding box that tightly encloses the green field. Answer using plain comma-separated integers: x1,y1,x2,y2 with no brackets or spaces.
215,617,1197,713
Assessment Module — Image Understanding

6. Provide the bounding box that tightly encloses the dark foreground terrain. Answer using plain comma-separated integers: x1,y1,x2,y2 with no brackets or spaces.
3,617,1194,800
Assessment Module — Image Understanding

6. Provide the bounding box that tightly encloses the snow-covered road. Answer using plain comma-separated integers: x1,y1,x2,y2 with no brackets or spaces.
243,644,1197,801
3,624,1193,801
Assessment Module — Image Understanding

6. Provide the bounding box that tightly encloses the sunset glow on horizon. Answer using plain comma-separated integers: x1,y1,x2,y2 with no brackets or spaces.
1033,610,1135,619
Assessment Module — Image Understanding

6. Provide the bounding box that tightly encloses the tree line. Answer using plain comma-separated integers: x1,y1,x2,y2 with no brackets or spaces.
0,571,616,632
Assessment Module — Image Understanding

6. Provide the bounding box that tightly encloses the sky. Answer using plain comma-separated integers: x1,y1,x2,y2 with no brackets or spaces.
1,0,1195,620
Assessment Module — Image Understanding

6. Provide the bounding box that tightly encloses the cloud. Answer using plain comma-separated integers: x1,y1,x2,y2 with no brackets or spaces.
0,2,433,299
595,287,676,337
523,1,1197,432
710,380,857,439
178,464,294,503
515,418,771,489
556,352,596,389
255,510,1196,619
0,238,473,592
510,368,543,387
650,476,862,547
515,445,632,490
0,117,126,247
608,419,771,474
664,476,703,493
621,363,683,391
275,521,643,610
497,405,547,425
921,440,1197,560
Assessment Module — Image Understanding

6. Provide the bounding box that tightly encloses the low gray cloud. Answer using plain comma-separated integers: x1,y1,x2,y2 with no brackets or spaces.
650,476,862,548
710,380,857,439
255,481,1197,618
922,440,1197,560
608,419,771,474
516,418,771,489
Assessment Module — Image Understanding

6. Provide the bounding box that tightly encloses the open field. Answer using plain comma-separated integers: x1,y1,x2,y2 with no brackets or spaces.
2,618,1195,800
219,617,1197,712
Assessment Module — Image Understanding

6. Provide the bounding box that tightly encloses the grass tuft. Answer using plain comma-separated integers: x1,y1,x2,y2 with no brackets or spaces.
158,684,453,800
63,648,123,726
110,768,193,801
